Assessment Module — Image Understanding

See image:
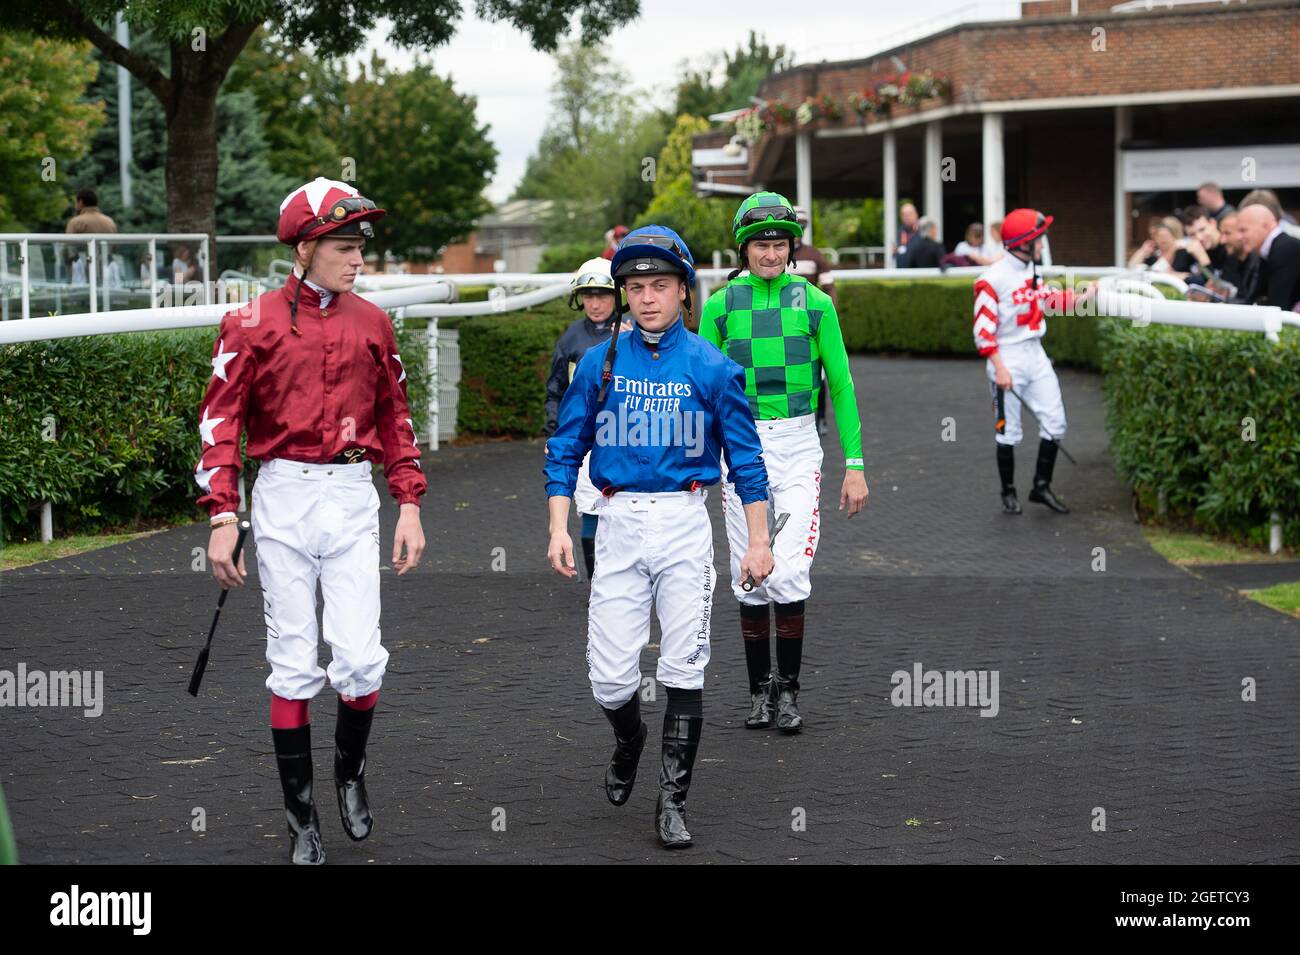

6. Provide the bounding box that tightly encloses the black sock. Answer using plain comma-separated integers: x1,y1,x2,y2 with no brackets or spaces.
996,444,1015,493
665,686,703,718
1034,437,1059,487
739,602,771,694
774,600,805,682
601,694,642,739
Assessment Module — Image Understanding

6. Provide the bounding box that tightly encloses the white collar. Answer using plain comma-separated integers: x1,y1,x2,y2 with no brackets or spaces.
292,266,335,306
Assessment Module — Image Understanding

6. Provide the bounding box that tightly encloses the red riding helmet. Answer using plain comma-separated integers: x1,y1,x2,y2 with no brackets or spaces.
1001,208,1054,249
277,177,386,246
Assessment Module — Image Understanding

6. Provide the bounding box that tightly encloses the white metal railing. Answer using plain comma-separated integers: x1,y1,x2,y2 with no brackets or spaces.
10,264,1293,542
0,232,213,320
5,279,458,543
1094,275,1298,342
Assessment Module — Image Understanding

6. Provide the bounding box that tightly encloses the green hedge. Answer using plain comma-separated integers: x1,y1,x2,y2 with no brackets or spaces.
455,303,573,435
836,279,1102,368
0,318,429,540
1098,321,1300,547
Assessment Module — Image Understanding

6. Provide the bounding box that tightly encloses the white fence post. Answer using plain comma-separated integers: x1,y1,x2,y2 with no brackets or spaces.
19,239,30,320
426,316,440,452
88,239,98,314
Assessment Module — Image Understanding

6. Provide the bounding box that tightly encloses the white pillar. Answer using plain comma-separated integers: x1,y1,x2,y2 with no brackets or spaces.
883,130,898,269
795,131,813,242
923,120,943,242
1113,105,1132,268
982,113,1005,236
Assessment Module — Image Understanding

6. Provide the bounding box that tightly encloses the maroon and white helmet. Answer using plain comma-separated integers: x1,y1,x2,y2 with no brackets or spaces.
276,177,386,246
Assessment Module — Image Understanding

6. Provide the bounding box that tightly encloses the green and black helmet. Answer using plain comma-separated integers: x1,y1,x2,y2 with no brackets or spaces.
732,191,804,245
732,191,803,274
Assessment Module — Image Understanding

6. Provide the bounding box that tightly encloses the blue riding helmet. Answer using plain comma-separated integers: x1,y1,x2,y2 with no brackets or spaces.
610,225,696,288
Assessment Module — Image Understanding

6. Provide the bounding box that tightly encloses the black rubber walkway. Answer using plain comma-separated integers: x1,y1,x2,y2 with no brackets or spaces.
3,355,1298,864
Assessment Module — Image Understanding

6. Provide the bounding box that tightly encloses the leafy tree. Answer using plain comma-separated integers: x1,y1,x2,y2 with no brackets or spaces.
638,115,733,261
514,40,670,245
0,32,104,229
223,27,345,182
333,54,497,262
51,33,292,237
673,31,791,119
10,0,637,247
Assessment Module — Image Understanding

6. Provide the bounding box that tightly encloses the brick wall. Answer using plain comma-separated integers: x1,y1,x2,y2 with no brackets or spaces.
434,234,496,273
1023,121,1115,265
758,1,1300,106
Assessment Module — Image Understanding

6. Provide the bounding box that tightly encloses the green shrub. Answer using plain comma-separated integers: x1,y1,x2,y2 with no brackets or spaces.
456,311,573,435
1099,321,1300,547
0,316,431,540
835,278,1102,368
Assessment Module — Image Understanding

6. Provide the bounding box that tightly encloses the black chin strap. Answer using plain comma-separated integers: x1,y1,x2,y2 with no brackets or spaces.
596,284,623,404
289,243,316,337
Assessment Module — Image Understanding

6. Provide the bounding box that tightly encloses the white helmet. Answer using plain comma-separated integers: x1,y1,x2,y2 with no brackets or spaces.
569,257,614,309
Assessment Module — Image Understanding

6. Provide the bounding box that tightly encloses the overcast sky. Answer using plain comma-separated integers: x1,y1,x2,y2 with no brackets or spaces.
362,0,1029,203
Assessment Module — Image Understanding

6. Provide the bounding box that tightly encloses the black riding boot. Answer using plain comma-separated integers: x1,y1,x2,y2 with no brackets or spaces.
774,601,805,733
656,689,703,849
600,695,647,806
740,603,775,729
997,444,1021,514
334,700,375,841
272,725,325,865
1028,437,1069,513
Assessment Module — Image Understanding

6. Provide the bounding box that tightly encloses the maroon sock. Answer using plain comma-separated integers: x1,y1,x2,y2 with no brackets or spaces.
270,694,310,729
340,690,379,711
774,600,805,682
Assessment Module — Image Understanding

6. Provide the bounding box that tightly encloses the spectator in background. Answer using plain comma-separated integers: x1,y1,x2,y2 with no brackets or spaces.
1196,182,1235,224
1217,211,1249,290
904,217,945,269
599,224,629,261
171,244,199,284
1182,204,1228,282
981,221,1004,263
65,188,118,235
65,188,117,287
1221,212,1262,304
953,222,995,266
1240,188,1300,235
1128,217,1194,277
1238,203,1300,311
893,202,920,266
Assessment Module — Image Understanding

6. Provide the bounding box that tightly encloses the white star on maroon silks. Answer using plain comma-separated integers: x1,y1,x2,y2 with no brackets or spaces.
199,406,226,447
195,456,220,493
392,354,406,383
211,338,238,381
